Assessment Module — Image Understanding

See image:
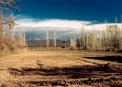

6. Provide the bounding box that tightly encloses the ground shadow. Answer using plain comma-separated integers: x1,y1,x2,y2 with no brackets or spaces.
9,64,122,78
85,56,122,63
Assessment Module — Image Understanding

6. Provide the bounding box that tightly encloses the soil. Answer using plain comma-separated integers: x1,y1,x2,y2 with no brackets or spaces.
0,49,122,87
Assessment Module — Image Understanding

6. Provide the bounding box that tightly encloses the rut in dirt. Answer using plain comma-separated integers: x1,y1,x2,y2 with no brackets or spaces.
8,63,122,86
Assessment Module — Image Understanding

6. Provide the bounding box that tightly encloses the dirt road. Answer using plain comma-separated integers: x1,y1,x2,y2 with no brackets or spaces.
0,50,122,87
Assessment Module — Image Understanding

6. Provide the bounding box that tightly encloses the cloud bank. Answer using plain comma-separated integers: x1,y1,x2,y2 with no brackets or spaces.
15,15,122,34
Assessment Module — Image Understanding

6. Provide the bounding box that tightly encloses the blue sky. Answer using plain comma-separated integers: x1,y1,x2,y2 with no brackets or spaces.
16,0,122,23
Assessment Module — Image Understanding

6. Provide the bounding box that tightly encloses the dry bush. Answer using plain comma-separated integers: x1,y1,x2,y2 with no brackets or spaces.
0,32,20,55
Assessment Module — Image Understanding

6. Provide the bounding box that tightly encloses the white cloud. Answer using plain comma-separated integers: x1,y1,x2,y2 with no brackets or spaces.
86,23,122,32
14,15,122,34
15,16,92,32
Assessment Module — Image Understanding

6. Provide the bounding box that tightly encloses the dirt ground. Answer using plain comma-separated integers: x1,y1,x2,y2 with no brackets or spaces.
0,49,122,87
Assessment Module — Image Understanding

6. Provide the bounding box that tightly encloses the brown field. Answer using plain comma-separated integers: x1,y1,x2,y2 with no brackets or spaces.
0,49,122,87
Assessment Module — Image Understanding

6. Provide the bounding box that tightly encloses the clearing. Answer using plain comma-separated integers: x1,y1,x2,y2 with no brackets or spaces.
0,49,122,87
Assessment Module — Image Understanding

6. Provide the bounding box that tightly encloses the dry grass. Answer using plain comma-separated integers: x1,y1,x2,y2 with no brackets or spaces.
0,49,122,87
